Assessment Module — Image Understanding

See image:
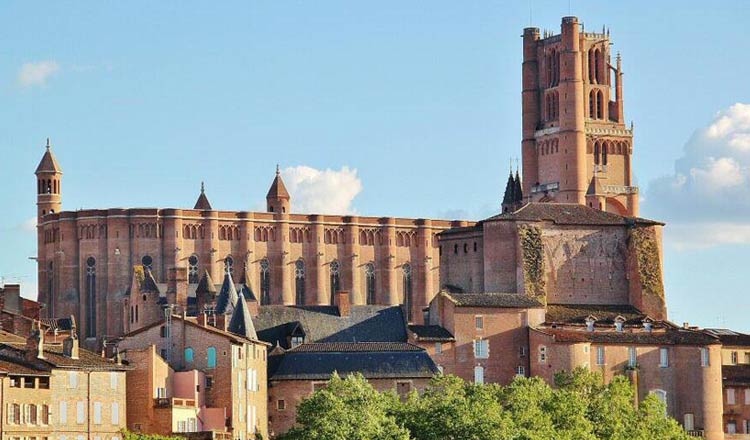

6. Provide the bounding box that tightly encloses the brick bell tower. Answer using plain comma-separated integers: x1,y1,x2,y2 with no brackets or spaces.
521,17,638,216
35,138,62,318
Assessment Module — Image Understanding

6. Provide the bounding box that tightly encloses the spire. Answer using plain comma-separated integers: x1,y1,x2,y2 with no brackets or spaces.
501,169,516,206
214,270,239,315
227,293,258,340
238,266,257,302
266,165,291,213
266,166,290,200
196,270,217,295
35,138,62,174
193,181,213,210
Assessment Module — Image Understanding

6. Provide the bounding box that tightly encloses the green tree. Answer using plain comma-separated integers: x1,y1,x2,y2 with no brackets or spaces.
278,373,409,440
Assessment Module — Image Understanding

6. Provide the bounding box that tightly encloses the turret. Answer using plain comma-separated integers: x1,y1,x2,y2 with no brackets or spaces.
266,165,291,214
193,181,212,210
35,138,62,220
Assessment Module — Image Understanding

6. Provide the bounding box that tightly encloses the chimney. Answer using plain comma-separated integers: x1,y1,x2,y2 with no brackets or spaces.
167,267,189,306
25,321,45,361
63,334,80,360
335,291,351,317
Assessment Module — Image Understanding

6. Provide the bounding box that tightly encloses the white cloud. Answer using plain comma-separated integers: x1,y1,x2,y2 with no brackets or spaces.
16,217,36,233
17,61,60,87
647,103,750,249
281,166,362,214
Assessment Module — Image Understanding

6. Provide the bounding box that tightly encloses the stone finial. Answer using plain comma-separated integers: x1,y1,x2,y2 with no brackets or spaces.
46,137,51,149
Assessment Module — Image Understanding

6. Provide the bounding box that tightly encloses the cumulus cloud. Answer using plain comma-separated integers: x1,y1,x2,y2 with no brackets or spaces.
281,166,362,214
16,217,36,233
17,61,60,87
647,103,750,248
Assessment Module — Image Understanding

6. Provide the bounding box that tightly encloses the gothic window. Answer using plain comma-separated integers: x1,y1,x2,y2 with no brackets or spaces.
596,90,604,119
365,263,376,305
589,90,595,118
403,263,413,322
594,142,600,165
295,259,306,305
141,255,153,271
594,49,602,84
188,255,199,284
329,260,340,304
260,259,270,305
85,257,96,338
602,142,608,165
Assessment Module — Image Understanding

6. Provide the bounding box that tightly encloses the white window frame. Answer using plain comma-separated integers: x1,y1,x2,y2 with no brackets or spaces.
516,366,525,377
76,401,85,424
701,347,710,367
474,339,489,359
538,345,547,364
728,388,736,405
474,365,484,384
628,347,637,367
475,315,484,331
596,346,605,366
93,402,102,425
659,347,669,368
435,342,442,355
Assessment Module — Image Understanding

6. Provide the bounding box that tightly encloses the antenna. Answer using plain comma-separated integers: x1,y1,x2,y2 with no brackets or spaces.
529,0,533,26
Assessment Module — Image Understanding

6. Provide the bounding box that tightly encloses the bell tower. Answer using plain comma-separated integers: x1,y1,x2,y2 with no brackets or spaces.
35,138,63,220
266,165,291,214
521,17,638,216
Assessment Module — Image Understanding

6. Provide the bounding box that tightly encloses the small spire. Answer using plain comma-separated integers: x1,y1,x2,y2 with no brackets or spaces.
276,164,280,176
200,181,205,194
46,137,51,149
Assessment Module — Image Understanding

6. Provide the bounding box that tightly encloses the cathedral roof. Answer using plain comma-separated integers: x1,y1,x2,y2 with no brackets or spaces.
266,166,290,200
193,182,212,210
214,272,238,315
486,203,663,226
195,270,217,295
227,293,258,340
442,291,544,309
501,172,516,205
35,141,62,174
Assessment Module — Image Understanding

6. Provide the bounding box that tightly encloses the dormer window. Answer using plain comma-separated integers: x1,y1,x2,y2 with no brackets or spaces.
291,336,304,348
585,316,596,332
614,316,626,333
643,318,653,332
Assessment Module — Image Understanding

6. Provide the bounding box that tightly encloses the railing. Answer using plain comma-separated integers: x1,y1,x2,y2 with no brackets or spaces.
154,397,197,408
686,430,704,438
603,185,639,195
531,182,560,194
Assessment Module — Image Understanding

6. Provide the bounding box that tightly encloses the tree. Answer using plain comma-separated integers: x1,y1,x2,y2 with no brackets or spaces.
278,373,409,440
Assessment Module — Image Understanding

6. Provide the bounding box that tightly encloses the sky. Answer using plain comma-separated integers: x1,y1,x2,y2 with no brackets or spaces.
1,1,749,331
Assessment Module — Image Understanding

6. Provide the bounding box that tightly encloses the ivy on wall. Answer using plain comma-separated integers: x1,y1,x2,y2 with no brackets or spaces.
628,227,665,301
518,224,546,304
133,265,145,287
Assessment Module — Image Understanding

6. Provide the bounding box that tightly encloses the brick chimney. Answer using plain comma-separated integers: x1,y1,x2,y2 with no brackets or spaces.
63,334,79,360
335,291,351,317
25,321,44,361
167,267,188,306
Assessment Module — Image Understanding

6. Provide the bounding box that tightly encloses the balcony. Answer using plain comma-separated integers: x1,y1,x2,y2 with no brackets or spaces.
154,397,197,408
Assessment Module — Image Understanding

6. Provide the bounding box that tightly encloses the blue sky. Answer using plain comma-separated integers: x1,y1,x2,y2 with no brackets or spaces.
1,1,749,330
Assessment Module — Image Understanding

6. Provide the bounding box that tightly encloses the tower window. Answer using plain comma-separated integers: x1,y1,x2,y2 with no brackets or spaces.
403,263,413,322
188,255,199,283
365,263,376,305
85,257,97,338
260,258,271,305
295,259,305,305
329,260,341,304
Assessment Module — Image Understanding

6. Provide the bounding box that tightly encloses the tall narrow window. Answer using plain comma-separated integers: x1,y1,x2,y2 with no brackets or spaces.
701,347,710,367
596,346,605,365
185,348,194,364
403,263,413,322
628,347,637,367
659,348,669,368
85,257,96,338
365,263,376,305
474,365,484,384
295,259,306,305
207,347,217,369
602,142,608,165
329,260,340,304
188,255,199,283
260,259,270,305
596,90,604,119
594,142,600,165
48,261,54,318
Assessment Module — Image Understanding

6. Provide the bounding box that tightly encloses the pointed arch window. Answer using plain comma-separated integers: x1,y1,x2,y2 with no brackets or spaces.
596,90,604,119
602,142,608,166
188,255,199,284
365,263,376,305
594,142,601,165
329,260,340,304
295,259,306,305
403,263,413,322
85,257,96,338
260,259,270,305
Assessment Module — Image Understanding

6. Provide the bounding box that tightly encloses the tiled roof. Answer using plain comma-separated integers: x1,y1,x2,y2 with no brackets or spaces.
270,343,438,380
546,304,646,325
193,183,212,210
723,365,750,386
266,169,290,199
122,314,267,346
484,203,663,226
444,292,544,309
254,305,407,350
537,327,719,346
288,342,423,353
408,325,455,342
0,343,129,371
0,330,27,344
0,358,47,376
704,329,750,347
